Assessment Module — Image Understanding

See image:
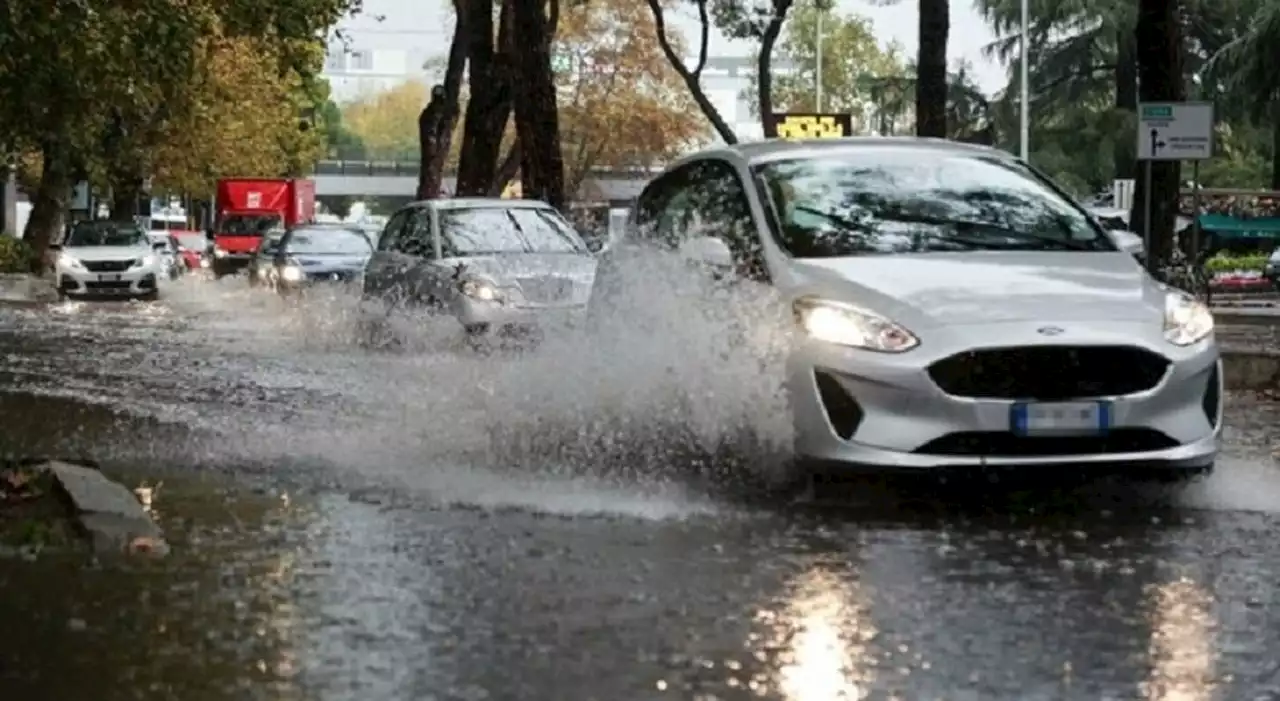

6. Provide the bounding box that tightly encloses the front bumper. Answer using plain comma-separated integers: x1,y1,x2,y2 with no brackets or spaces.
453,295,587,333
57,265,159,297
789,320,1222,471
212,253,253,276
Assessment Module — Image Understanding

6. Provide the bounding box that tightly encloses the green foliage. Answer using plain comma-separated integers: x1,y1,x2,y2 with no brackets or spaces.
973,0,1277,192
1206,253,1268,272
745,4,907,120
0,237,36,274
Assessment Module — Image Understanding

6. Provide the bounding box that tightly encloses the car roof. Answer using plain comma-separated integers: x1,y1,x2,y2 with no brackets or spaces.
409,197,553,211
669,136,1012,170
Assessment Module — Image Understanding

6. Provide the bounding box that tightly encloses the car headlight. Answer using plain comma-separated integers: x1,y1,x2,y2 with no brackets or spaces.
57,253,84,269
459,278,502,302
213,247,227,258
137,254,156,268
1164,292,1213,346
280,265,303,282
793,297,919,352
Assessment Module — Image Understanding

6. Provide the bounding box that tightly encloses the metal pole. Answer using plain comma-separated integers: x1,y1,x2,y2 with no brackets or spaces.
815,10,823,112
1143,160,1153,272
1018,0,1030,159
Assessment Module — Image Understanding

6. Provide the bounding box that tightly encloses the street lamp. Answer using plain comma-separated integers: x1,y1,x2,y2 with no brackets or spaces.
1019,0,1029,159
815,9,824,111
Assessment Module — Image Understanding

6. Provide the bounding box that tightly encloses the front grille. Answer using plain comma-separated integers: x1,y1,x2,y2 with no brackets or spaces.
83,259,135,273
517,277,572,303
307,270,356,282
814,370,863,440
928,346,1170,400
915,429,1179,457
84,280,134,291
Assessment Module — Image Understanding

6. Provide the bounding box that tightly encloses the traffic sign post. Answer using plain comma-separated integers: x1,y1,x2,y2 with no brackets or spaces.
1135,102,1215,270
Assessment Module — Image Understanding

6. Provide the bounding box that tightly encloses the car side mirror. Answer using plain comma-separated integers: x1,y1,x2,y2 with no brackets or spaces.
678,235,734,268
1112,230,1144,257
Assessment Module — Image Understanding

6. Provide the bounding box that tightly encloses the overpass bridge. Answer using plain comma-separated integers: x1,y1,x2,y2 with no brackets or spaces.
310,160,654,203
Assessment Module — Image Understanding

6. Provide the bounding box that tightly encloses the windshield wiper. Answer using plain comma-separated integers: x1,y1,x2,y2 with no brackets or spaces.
877,211,1095,251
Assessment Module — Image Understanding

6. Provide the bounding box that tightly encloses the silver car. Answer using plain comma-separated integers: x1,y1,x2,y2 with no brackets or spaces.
362,198,597,335
609,138,1221,483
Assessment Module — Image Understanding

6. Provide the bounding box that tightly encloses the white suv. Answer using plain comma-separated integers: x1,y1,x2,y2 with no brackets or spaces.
54,221,165,300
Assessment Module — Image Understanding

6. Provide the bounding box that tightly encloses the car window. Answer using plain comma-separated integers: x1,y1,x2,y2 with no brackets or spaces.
66,222,148,247
393,209,433,257
439,207,585,256
377,210,410,252
633,160,767,280
682,159,767,280
286,229,372,254
754,149,1116,257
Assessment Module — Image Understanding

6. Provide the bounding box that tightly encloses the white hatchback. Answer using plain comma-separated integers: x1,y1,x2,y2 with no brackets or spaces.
54,221,165,300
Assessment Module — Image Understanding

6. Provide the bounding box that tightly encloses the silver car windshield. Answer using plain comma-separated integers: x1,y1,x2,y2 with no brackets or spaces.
753,151,1115,257
440,207,587,255
65,223,147,248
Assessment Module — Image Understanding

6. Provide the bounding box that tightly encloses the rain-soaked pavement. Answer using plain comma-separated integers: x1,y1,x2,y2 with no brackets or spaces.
2,276,1280,700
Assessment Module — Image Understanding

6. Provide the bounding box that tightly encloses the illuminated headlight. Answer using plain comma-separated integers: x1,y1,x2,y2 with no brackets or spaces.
57,253,85,270
280,265,303,282
459,279,501,302
137,255,156,268
213,247,227,258
199,258,211,268
793,297,919,352
1164,292,1213,346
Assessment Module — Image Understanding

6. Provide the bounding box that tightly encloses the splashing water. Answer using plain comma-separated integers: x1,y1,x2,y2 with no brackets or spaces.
6,250,800,506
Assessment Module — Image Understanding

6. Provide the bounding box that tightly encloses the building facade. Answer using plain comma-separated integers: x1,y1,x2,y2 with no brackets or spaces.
322,45,426,103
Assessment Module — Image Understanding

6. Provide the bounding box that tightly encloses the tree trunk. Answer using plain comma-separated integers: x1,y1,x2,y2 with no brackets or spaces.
1113,30,1139,181
510,0,565,209
1130,0,1184,266
457,0,515,196
488,141,522,197
1271,100,1280,191
915,0,949,138
756,1,792,137
417,2,469,200
24,140,72,273
109,175,144,222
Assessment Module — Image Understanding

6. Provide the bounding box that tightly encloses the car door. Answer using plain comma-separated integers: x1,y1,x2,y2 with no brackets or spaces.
362,209,411,299
397,207,453,306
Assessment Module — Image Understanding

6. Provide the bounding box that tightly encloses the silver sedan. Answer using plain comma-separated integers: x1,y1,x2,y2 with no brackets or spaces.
610,137,1220,484
362,198,597,337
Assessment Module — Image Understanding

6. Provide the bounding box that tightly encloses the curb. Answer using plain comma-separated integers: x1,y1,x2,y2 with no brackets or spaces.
0,272,58,302
1213,307,1280,325
1222,347,1280,391
43,461,168,557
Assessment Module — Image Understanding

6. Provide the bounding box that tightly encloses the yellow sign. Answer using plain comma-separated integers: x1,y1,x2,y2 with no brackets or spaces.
767,113,852,140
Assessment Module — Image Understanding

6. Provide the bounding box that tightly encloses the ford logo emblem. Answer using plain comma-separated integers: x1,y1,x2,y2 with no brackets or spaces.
1037,326,1065,336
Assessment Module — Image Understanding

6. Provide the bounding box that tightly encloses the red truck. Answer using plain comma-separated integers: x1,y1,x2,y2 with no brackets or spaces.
209,178,316,277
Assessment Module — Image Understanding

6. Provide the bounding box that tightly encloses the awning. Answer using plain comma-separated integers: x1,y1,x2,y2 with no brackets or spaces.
1198,213,1280,238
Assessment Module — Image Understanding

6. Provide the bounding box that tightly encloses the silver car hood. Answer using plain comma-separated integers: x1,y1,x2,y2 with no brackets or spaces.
786,251,1166,327
62,245,152,262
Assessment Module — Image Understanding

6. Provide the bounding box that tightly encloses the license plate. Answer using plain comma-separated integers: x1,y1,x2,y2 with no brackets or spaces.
98,274,121,282
1011,401,1110,435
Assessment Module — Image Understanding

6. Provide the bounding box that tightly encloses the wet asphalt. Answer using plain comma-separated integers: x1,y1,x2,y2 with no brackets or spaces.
1,278,1280,700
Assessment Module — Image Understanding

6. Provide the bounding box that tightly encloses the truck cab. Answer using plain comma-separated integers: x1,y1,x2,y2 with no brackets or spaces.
209,178,315,277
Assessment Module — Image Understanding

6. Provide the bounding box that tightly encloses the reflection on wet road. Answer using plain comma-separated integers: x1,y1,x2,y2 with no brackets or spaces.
1,278,1279,700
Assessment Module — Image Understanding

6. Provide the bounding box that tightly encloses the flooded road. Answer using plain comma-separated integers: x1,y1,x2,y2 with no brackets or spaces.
2,278,1280,700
